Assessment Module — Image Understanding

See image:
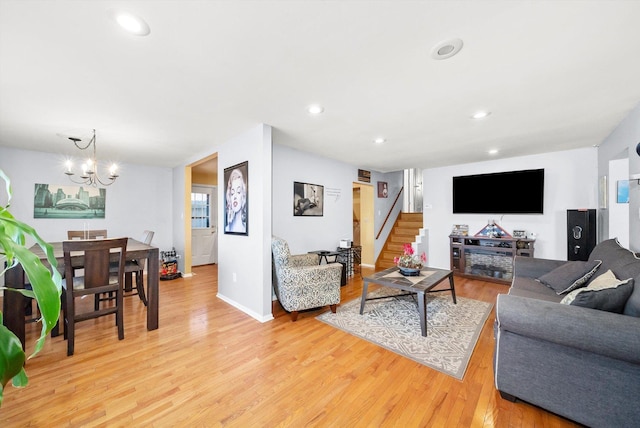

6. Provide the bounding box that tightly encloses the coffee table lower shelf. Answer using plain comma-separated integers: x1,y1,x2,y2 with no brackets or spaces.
359,266,456,337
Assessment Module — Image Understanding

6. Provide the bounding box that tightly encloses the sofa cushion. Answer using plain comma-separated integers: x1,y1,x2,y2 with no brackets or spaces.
561,269,634,313
588,238,640,316
536,260,601,295
509,277,563,303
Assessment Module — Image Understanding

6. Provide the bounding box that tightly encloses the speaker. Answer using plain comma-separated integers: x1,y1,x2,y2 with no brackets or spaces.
567,209,596,261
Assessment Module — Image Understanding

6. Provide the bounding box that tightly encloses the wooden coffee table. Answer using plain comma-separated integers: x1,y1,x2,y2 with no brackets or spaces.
359,266,456,337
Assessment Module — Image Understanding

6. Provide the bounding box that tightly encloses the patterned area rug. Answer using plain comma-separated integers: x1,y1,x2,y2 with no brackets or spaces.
316,289,493,380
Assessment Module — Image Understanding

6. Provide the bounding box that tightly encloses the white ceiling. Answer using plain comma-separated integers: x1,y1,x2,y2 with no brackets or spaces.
1,1,640,173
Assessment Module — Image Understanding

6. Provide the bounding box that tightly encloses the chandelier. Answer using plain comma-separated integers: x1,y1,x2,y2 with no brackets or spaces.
64,129,119,186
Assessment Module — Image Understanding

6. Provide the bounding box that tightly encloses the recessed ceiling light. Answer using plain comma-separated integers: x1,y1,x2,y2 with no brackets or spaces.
472,110,491,119
111,11,150,36
307,104,324,115
373,137,386,144
488,149,499,155
430,38,463,60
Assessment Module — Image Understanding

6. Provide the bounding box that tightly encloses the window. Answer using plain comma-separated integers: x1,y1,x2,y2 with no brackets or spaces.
191,191,211,228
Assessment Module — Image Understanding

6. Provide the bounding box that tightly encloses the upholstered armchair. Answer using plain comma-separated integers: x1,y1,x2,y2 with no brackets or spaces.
271,236,342,321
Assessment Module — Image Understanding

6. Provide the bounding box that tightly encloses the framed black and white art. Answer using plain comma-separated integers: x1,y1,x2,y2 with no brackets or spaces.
293,181,324,216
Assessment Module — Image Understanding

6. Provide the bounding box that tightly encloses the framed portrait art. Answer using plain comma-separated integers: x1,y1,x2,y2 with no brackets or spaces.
293,181,324,216
223,161,248,235
377,181,388,198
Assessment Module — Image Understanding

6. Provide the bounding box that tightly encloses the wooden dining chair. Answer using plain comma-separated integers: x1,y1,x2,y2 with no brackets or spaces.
67,229,108,240
64,229,150,306
66,229,110,308
122,230,154,306
61,237,127,356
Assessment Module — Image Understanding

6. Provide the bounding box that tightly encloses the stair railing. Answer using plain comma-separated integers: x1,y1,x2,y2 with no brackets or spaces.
376,186,404,240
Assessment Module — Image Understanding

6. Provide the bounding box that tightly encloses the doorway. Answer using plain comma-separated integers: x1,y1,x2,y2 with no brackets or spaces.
185,154,218,274
353,182,374,266
191,185,217,266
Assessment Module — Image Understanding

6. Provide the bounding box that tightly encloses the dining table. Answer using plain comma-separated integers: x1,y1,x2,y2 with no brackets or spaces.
2,237,160,349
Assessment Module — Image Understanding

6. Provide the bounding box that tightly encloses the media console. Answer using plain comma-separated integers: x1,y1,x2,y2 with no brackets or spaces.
449,235,535,284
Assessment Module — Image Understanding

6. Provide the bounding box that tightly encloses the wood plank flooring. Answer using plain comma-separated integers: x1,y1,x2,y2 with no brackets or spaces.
0,265,581,427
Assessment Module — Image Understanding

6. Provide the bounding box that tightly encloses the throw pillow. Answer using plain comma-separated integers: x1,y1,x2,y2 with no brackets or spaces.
536,260,602,295
587,237,640,317
560,269,634,313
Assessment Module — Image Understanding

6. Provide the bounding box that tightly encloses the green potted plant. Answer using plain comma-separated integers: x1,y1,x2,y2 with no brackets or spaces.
0,169,61,406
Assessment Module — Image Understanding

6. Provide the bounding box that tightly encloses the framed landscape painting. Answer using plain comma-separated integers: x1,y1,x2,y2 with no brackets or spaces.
34,183,106,219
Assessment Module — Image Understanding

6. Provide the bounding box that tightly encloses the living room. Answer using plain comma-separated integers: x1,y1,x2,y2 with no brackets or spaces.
1,1,640,425
2,99,637,318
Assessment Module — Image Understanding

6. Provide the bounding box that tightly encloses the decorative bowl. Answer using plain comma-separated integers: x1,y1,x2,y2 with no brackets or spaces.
398,266,421,276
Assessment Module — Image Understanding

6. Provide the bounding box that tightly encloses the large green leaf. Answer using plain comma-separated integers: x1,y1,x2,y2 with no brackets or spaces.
0,169,61,405
0,319,27,407
0,215,62,352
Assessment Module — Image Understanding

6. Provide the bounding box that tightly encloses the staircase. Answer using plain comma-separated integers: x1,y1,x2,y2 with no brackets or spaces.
376,212,424,270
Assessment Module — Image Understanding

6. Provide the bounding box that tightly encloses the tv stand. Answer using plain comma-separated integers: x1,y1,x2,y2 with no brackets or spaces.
449,235,535,284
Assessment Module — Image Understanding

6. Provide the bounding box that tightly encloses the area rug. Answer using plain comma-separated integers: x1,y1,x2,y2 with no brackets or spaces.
316,289,493,380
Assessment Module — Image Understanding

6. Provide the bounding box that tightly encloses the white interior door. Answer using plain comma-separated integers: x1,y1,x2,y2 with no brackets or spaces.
191,185,217,266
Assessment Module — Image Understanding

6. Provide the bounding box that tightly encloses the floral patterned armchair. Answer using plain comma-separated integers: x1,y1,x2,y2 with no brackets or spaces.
271,236,342,321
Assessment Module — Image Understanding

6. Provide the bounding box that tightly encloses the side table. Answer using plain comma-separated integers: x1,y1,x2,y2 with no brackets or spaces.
336,245,362,278
308,250,346,286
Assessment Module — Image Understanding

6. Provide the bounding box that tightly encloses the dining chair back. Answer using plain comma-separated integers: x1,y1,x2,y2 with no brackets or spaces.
122,230,155,306
67,229,108,240
67,229,109,304
62,237,127,356
141,230,154,245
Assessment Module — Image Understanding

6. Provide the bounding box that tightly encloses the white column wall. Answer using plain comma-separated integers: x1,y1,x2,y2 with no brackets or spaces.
423,147,598,269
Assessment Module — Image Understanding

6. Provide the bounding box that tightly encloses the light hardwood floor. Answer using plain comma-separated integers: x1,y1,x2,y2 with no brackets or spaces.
1,265,581,427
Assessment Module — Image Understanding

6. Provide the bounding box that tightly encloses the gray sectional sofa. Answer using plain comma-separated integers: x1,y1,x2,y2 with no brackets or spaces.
493,238,640,427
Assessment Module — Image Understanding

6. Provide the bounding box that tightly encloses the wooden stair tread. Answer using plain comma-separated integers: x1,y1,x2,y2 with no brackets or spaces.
376,212,423,270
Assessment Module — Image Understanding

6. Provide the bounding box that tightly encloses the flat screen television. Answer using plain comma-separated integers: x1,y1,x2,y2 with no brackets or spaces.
452,168,544,214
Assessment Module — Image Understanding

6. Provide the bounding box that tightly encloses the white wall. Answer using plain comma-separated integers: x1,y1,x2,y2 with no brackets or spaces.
272,144,400,262
598,101,640,252
175,124,274,322
370,170,404,257
609,158,630,248
423,147,598,269
171,160,187,273
272,144,355,254
0,146,173,250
